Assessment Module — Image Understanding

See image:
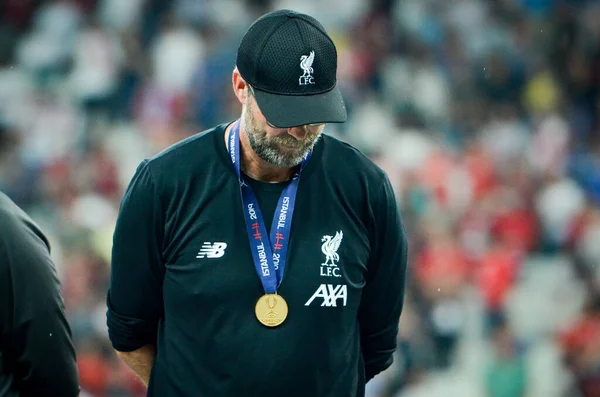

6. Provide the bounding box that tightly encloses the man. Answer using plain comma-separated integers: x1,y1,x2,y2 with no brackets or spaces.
0,192,80,396
107,9,407,397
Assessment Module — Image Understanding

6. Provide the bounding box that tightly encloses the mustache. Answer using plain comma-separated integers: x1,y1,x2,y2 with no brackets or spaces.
272,132,320,148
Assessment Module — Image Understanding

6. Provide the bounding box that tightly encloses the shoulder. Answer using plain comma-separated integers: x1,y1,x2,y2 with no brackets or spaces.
317,135,396,213
145,124,226,172
0,192,34,235
123,123,232,206
0,192,50,262
320,134,388,183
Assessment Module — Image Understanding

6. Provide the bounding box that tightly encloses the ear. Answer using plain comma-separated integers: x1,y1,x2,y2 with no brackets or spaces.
232,68,249,105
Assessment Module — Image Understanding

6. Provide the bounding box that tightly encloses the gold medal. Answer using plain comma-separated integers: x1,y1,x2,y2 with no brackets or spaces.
255,294,288,327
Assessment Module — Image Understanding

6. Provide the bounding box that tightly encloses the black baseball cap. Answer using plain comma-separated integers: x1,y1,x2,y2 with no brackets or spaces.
236,9,347,128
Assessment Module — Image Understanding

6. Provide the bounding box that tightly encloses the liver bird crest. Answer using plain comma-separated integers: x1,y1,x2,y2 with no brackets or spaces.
300,50,315,78
321,230,343,266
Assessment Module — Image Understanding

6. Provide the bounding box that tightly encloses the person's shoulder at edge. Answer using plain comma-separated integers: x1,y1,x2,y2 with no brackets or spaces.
0,192,51,276
0,191,24,221
320,133,388,181
0,192,48,247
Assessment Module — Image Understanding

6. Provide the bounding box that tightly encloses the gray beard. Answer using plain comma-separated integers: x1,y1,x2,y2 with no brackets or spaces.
243,101,321,168
246,128,318,168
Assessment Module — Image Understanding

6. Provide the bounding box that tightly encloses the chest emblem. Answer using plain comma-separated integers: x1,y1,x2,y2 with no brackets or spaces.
320,230,343,278
196,242,227,259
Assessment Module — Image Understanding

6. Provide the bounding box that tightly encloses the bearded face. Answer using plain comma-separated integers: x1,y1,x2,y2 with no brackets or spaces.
242,91,323,168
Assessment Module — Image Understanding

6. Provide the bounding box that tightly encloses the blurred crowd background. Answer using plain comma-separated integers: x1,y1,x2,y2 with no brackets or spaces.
1,0,600,396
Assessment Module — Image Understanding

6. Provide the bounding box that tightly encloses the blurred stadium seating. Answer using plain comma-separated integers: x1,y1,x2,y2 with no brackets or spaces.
1,0,600,396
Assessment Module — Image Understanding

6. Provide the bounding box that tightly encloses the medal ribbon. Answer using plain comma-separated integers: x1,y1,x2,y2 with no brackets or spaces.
228,120,310,294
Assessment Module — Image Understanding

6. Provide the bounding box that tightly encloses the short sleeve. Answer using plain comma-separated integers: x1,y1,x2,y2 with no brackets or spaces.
106,160,166,352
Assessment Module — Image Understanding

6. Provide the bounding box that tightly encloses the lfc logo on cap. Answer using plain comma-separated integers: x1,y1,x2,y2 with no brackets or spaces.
299,50,315,85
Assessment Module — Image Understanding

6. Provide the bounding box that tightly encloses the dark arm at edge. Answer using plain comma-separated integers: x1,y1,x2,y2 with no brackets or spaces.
359,175,408,381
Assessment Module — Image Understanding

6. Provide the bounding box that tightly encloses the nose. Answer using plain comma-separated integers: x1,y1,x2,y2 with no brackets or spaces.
287,126,308,140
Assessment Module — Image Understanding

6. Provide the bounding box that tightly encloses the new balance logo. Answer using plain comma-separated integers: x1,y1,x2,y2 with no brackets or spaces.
304,284,348,307
196,242,227,258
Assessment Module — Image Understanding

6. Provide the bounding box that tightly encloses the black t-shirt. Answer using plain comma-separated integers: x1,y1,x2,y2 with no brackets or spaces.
0,192,80,397
107,123,408,397
242,173,286,235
